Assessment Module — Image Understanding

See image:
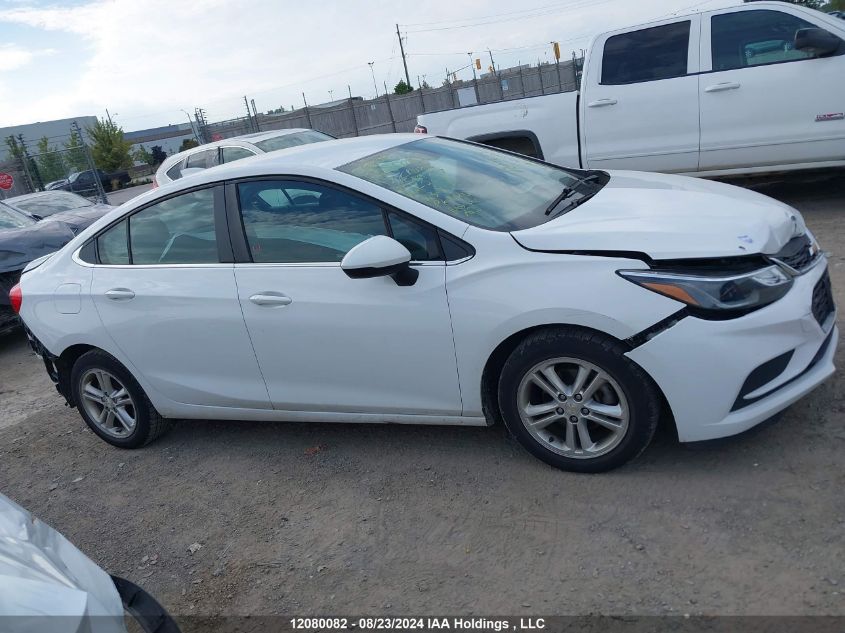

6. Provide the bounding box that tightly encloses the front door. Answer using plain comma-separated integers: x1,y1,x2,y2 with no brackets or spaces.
699,6,845,171
581,17,701,173
230,178,463,415
90,186,271,409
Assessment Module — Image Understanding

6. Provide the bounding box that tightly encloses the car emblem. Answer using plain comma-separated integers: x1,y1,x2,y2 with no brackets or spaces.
737,235,754,244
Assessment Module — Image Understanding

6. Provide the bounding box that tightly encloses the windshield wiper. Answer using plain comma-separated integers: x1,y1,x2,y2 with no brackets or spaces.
544,173,603,216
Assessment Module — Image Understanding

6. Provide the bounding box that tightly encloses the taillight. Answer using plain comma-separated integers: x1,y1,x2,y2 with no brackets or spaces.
413,124,428,134
152,177,158,189
9,283,22,314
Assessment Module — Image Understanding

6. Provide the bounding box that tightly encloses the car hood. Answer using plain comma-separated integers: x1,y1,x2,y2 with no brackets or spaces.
0,220,75,274
511,170,806,260
0,493,125,628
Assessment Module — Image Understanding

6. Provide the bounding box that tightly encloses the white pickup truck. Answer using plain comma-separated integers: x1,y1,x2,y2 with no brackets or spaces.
416,1,845,177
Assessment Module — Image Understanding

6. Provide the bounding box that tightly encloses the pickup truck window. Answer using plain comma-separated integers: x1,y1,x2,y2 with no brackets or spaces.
338,137,593,232
602,21,690,85
711,10,816,71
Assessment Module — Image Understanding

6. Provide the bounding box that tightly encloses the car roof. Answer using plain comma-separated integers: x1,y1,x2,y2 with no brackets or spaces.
232,128,313,142
187,134,420,183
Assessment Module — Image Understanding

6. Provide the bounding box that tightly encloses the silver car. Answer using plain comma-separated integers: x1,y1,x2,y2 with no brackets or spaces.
154,128,334,186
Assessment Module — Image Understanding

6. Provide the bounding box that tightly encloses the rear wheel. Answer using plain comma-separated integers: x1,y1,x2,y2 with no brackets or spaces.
498,328,660,473
71,350,172,448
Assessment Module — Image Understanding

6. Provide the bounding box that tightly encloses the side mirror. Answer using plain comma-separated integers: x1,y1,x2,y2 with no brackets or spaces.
794,28,841,57
341,235,418,286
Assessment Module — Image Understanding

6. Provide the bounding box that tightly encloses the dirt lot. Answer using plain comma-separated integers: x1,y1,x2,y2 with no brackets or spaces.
1,173,843,619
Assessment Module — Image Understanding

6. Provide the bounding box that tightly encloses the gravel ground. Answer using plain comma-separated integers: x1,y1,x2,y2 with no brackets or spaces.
0,172,843,618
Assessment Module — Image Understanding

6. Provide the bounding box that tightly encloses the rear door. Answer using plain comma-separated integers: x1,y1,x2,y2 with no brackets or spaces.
699,5,845,171
89,185,271,410
581,17,701,172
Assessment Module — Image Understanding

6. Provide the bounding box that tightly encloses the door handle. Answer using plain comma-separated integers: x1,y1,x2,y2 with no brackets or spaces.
587,98,617,107
104,288,135,301
704,82,741,93
249,293,292,307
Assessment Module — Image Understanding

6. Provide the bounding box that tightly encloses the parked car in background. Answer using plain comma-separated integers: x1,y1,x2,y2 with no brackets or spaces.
0,197,113,335
416,1,845,178
0,492,180,632
154,128,334,186
47,168,131,194
13,135,837,472
828,10,845,20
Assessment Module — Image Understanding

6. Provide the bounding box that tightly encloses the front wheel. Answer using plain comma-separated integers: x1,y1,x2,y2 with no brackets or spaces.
498,328,660,473
71,350,172,448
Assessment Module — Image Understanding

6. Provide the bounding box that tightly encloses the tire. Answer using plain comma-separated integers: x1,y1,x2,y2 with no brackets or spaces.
498,328,660,473
70,350,172,448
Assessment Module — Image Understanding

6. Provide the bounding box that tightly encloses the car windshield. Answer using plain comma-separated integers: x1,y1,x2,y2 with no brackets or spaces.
0,204,36,229
338,137,595,231
254,130,334,153
11,192,93,216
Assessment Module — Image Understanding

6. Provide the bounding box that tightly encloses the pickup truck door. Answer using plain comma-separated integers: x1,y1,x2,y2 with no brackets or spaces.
580,16,701,173
699,5,845,172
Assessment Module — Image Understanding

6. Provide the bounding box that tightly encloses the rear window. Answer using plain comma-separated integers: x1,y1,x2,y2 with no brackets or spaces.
166,160,185,181
254,131,334,153
601,21,690,84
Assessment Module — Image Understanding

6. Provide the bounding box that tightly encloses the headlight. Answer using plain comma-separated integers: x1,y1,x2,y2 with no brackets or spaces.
618,265,793,315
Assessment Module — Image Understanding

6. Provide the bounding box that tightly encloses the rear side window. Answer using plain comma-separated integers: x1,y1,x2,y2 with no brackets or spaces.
711,10,817,71
98,220,129,265
185,149,218,170
166,160,184,181
601,21,691,84
95,189,218,265
221,146,255,163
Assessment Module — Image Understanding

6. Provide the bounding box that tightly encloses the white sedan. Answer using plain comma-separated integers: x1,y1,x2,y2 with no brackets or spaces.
154,128,333,186
12,135,837,472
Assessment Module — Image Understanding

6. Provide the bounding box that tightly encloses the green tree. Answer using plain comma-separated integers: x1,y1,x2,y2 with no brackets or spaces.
781,0,824,6
5,136,24,162
393,79,414,95
36,136,67,182
266,106,287,114
86,119,132,172
821,0,844,9
179,138,199,152
63,127,89,172
132,145,153,165
150,146,167,165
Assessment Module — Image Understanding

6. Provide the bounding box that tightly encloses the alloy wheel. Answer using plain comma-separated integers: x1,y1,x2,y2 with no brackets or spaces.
516,356,629,459
79,369,137,438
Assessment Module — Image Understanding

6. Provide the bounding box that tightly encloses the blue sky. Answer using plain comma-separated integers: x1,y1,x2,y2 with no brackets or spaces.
0,0,735,131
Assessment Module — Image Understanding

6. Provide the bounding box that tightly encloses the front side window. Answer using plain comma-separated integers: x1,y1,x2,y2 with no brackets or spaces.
221,146,255,163
711,10,818,71
96,188,217,265
601,21,691,84
339,137,594,232
387,212,441,261
253,131,334,153
237,181,386,263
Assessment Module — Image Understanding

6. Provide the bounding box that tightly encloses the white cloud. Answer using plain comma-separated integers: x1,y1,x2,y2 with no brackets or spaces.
0,43,54,71
0,0,736,128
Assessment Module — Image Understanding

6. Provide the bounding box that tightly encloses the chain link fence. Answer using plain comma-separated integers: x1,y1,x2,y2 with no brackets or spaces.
200,58,583,143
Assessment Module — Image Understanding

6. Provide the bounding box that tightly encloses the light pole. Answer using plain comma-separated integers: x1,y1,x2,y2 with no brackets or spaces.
368,62,379,98
180,109,200,143
328,89,334,102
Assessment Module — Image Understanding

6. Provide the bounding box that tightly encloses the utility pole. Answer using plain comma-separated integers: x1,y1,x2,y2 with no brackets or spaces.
396,24,411,89
368,62,379,98
180,109,200,142
250,98,261,131
468,52,479,104
487,50,496,73
105,108,114,125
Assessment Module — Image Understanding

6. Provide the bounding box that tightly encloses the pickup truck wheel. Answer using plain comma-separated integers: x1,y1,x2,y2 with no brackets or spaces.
498,328,660,473
71,350,172,448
